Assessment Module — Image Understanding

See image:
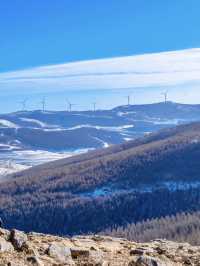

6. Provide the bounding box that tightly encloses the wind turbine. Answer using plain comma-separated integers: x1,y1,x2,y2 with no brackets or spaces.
161,91,168,103
125,95,131,106
66,99,76,112
92,102,97,112
40,97,46,112
19,99,28,111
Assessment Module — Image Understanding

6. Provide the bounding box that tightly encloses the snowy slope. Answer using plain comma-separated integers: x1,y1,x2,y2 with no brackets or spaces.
0,161,28,179
0,101,200,175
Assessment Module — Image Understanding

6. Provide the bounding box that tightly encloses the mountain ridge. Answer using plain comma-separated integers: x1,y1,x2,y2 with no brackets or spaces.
2,100,200,177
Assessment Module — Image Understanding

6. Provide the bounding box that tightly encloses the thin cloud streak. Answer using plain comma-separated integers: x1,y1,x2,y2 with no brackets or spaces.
1,48,200,100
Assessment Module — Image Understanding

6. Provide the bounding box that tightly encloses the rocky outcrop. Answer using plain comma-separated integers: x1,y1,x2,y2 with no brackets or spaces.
10,229,28,251
0,229,199,265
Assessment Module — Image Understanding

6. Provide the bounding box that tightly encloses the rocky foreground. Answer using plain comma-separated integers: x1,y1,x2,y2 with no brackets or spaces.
0,228,199,265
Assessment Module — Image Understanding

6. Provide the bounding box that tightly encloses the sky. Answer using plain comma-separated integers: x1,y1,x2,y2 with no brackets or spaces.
1,0,200,72
1,0,200,112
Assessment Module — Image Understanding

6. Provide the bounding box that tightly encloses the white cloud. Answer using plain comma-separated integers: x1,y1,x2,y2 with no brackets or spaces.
1,48,200,103
0,49,200,90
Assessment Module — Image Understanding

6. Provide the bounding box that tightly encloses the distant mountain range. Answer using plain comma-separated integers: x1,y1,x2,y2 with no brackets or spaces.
2,121,200,235
1,101,200,169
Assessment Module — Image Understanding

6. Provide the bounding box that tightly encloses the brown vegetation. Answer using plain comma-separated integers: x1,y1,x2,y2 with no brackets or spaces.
1,122,200,235
103,211,200,246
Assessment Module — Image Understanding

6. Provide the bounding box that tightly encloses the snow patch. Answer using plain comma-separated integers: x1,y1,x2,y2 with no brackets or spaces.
66,124,133,132
20,118,49,128
0,161,28,178
92,136,109,148
20,118,60,129
0,119,19,128
124,137,132,141
0,148,94,167
0,143,21,151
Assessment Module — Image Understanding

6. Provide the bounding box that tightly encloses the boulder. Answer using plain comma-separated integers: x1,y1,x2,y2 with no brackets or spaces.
88,250,104,265
10,229,28,251
47,242,74,264
135,255,171,266
0,228,10,240
0,237,14,252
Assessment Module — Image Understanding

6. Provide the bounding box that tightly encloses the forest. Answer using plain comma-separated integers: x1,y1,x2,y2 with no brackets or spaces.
1,122,200,235
102,211,200,245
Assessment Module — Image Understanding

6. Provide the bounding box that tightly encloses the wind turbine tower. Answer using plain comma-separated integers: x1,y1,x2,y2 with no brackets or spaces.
19,99,27,111
92,102,96,112
66,99,76,112
161,91,168,103
41,97,46,112
126,95,130,106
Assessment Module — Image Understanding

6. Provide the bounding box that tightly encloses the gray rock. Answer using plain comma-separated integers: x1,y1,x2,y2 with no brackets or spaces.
0,237,14,252
135,255,170,266
0,228,10,239
88,250,104,265
10,229,28,251
48,242,74,264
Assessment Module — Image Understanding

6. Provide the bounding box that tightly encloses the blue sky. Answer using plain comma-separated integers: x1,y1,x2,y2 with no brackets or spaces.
1,1,200,112
1,0,200,72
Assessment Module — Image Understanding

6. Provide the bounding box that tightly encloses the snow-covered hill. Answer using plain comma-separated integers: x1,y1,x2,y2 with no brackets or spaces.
0,101,200,175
